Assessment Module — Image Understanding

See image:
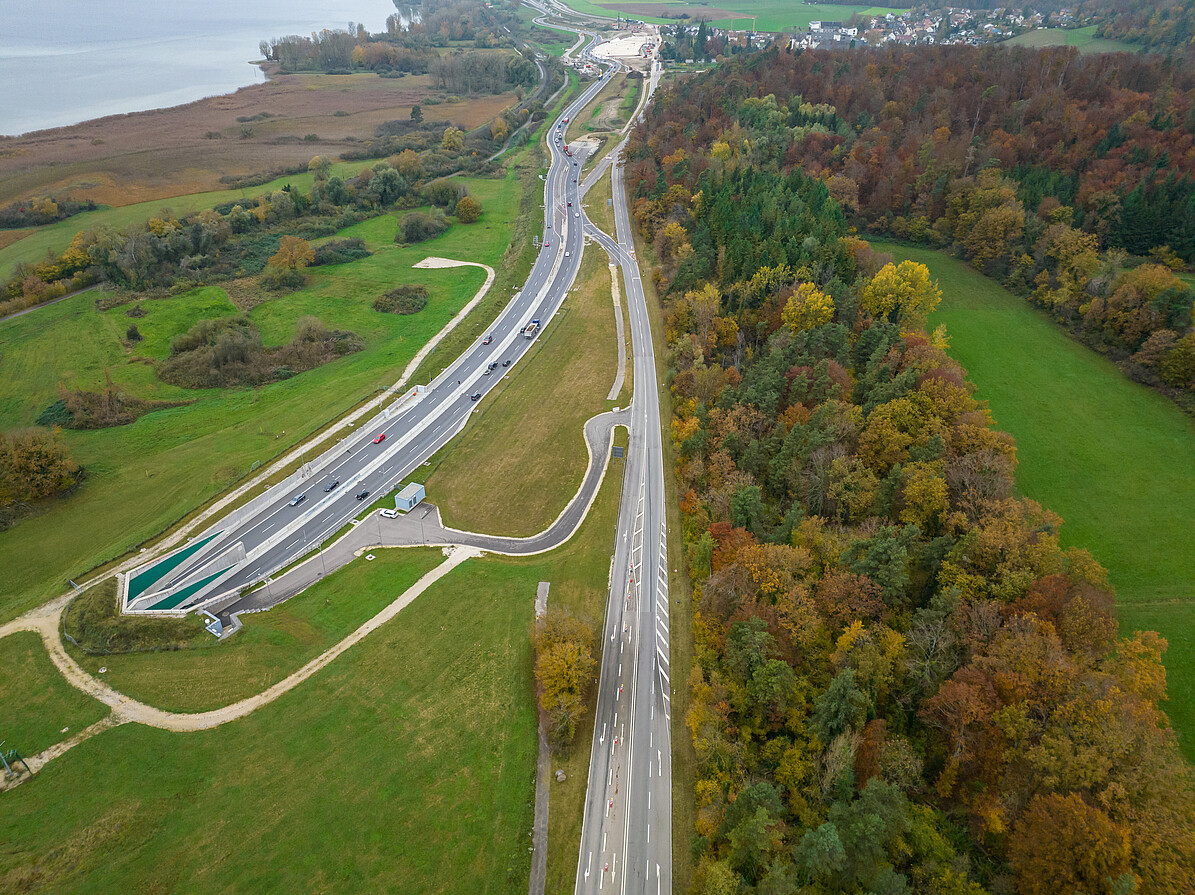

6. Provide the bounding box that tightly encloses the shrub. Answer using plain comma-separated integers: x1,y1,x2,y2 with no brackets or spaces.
0,428,82,529
125,303,146,318
310,237,372,266
455,195,482,223
261,266,307,292
373,284,429,314
425,179,465,209
126,324,143,342
399,210,449,243
159,315,361,388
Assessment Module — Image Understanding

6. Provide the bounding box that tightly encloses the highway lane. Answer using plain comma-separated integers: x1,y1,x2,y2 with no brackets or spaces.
130,38,617,612
573,52,671,895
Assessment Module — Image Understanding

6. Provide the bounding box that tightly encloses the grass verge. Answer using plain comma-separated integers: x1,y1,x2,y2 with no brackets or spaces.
0,631,109,757
423,248,618,536
872,239,1195,759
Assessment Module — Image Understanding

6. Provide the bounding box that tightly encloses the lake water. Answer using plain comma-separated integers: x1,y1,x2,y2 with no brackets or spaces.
0,0,397,136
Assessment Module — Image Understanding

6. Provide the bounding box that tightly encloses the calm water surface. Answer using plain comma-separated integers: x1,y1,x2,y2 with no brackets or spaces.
0,0,395,135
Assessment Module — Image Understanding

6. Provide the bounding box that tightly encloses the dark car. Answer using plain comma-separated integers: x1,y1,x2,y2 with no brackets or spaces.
373,433,386,444
502,359,511,367
356,489,370,501
488,362,499,370
567,201,572,206
471,392,482,401
289,493,306,507
323,480,339,492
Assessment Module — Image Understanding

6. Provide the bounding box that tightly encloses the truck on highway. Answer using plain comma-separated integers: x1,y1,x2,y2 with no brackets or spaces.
522,318,540,338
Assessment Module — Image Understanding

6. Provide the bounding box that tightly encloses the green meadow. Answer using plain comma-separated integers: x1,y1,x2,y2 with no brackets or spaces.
873,240,1195,757
0,171,522,622
554,0,900,33
1003,24,1139,54
0,631,109,757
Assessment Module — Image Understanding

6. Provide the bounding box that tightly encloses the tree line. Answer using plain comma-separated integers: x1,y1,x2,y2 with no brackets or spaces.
624,66,1195,893
261,0,531,73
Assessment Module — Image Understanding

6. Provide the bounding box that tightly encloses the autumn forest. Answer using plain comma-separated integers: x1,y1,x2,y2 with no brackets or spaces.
627,40,1195,895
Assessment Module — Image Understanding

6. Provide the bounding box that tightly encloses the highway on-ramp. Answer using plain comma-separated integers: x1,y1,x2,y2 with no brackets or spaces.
127,35,618,614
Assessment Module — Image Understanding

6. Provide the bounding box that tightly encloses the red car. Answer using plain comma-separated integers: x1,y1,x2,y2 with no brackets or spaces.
373,433,386,444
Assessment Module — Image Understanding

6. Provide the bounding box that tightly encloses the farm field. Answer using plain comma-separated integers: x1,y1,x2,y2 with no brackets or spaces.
1002,24,1138,54
0,413,625,894
872,240,1195,758
556,0,900,32
0,171,521,623
424,247,619,536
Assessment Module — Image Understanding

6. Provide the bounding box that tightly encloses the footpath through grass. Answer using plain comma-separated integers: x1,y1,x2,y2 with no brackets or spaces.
0,632,109,757
66,549,443,713
423,248,619,536
873,240,1195,758
0,173,519,622
0,549,537,895
1,416,627,895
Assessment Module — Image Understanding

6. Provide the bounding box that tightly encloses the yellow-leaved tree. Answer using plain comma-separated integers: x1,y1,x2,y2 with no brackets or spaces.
532,608,596,752
782,282,835,332
860,260,942,329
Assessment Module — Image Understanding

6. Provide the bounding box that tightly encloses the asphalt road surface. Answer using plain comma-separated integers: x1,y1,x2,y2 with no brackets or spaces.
130,34,617,612
570,54,672,895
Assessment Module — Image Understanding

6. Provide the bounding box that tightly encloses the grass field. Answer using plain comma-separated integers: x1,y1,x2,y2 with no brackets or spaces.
0,551,539,895
1003,24,1139,54
1,400,626,894
0,172,522,623
555,0,900,32
0,631,109,757
66,549,443,713
423,248,619,536
871,240,1195,758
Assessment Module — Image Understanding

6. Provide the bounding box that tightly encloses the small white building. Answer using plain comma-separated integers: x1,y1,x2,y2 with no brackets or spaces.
395,482,425,512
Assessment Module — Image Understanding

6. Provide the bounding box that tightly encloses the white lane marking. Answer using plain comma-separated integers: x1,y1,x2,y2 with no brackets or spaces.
647,824,650,843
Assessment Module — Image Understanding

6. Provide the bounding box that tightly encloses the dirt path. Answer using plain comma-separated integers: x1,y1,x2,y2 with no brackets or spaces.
0,547,478,789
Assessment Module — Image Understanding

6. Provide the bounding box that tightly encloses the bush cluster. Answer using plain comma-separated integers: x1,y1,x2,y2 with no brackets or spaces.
373,284,429,314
